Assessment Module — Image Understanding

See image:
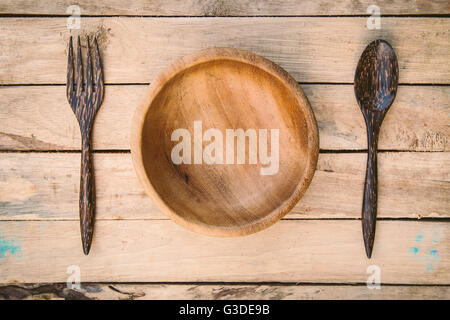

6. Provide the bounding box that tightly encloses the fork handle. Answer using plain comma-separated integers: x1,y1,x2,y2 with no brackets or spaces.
79,129,95,255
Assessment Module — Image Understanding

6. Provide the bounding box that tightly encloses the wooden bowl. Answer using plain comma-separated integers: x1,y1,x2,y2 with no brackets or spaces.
131,48,319,237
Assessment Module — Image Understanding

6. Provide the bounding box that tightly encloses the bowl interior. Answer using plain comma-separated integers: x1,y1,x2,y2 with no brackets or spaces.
140,57,313,235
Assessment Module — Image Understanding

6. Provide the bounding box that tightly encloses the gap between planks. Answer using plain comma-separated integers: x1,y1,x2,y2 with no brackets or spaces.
0,150,447,153
0,0,449,16
2,83,450,86
1,15,450,18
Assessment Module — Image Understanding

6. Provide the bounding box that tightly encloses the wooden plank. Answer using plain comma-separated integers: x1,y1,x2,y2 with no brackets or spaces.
1,85,448,151
0,18,449,84
0,0,448,16
0,152,448,220
0,220,447,283
0,283,448,300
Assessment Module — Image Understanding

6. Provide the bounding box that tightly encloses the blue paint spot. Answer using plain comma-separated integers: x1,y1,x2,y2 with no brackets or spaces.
0,237,22,258
430,250,440,260
432,232,440,244
409,234,441,272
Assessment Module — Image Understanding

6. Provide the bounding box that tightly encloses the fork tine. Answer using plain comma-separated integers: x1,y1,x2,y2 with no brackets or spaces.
66,36,74,105
85,36,93,97
93,37,104,107
75,36,83,97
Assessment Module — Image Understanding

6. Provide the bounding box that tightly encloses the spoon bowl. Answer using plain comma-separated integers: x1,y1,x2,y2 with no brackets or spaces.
355,40,399,112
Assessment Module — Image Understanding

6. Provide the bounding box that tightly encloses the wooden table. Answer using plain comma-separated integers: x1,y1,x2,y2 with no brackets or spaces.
0,1,449,300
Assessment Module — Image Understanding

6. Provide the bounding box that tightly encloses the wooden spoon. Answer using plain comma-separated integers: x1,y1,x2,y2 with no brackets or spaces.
354,39,399,258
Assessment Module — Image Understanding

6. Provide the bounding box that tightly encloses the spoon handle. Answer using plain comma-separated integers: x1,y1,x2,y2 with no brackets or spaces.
362,116,382,259
79,129,95,255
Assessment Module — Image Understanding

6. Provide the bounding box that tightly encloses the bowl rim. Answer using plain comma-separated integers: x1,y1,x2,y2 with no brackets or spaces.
131,47,319,237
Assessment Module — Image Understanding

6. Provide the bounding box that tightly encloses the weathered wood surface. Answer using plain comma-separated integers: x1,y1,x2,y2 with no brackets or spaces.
1,0,449,16
0,152,448,220
0,18,449,84
1,85,448,151
0,283,448,300
0,220,447,283
0,3,448,299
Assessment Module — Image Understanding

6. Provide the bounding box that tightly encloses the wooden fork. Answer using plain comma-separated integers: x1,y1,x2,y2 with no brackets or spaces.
67,36,104,255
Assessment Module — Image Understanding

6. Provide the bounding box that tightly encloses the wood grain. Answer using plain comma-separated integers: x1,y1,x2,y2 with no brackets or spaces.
0,152,448,221
0,220,447,283
0,283,448,300
0,18,449,84
1,85,448,151
0,0,448,16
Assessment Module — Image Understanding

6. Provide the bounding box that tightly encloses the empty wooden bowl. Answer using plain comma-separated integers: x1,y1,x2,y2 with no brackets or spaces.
131,48,319,237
